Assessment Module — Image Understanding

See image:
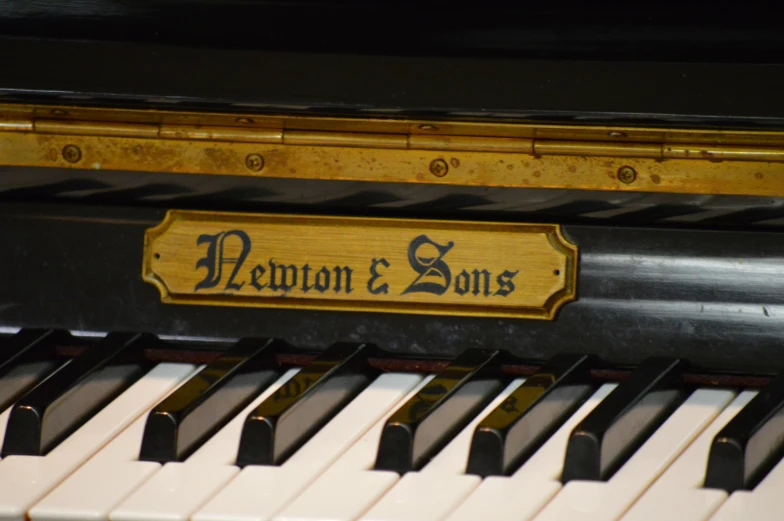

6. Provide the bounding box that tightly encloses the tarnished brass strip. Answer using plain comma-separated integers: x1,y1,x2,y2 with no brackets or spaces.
663,145,784,162
0,119,33,132
534,141,663,159
283,130,408,149
3,131,783,197
6,102,784,146
159,125,283,143
408,135,533,153
35,119,160,138
9,117,784,162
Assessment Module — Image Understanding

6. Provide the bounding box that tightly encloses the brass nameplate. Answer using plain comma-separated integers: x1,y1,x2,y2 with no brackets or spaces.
143,211,578,319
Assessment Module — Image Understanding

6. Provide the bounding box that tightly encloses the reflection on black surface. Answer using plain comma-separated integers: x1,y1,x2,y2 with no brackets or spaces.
236,342,376,467
139,337,284,463
0,329,70,413
467,353,596,477
705,372,784,492
1,332,153,457
561,357,687,482
374,348,503,474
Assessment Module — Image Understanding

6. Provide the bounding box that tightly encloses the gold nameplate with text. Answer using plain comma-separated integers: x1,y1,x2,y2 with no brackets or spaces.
143,211,578,319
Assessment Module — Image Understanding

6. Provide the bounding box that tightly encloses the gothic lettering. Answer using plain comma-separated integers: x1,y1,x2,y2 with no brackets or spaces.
472,269,491,297
333,266,353,294
194,230,251,292
494,270,519,297
454,269,471,296
301,264,313,293
368,258,389,295
402,235,454,296
268,260,298,292
314,267,331,293
192,229,520,300
250,264,267,291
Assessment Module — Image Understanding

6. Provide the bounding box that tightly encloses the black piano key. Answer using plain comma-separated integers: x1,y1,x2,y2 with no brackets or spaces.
0,329,71,412
561,357,687,482
236,342,377,467
139,337,284,463
374,348,504,474
704,372,784,492
1,331,154,457
466,353,597,477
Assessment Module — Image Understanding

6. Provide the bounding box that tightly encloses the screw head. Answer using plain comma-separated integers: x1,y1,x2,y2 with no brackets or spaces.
618,166,637,184
419,124,438,131
608,131,627,138
429,159,449,177
62,145,82,163
236,117,253,124
245,154,264,172
51,109,69,117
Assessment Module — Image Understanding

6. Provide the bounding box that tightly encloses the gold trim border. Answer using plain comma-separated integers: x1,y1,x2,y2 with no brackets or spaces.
142,210,579,320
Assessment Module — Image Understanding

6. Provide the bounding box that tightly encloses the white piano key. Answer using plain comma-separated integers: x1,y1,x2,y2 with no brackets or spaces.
356,379,525,521
512,383,618,480
184,368,301,466
28,364,209,521
531,388,736,521
96,368,298,521
0,408,11,459
323,375,436,475
620,391,757,521
109,464,241,521
361,473,481,521
29,365,291,521
707,429,784,521
444,383,617,521
268,376,436,521
0,363,198,521
423,379,526,476
184,372,425,521
272,469,400,521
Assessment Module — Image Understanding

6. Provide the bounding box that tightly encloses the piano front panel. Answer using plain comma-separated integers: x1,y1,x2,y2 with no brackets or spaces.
0,200,782,375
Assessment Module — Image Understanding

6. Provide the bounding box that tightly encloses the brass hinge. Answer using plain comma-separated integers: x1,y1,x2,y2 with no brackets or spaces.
4,103,784,198
18,117,784,162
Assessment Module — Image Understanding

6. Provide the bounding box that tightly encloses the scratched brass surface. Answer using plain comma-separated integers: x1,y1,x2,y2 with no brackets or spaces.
143,211,577,319
4,99,784,197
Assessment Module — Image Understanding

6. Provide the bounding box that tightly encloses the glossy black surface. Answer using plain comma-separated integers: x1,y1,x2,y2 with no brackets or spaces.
2,1,784,127
561,358,687,482
236,342,376,467
0,329,70,412
7,168,784,230
3,202,784,374
374,348,504,473
466,354,596,477
704,373,784,492
1,49,784,130
139,337,283,463
0,332,152,457
1,1,781,64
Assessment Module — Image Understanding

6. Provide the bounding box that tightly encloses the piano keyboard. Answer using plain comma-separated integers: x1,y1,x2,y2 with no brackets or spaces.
1,330,783,521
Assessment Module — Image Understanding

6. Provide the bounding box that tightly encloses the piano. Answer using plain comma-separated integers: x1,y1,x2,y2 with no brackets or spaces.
1,2,784,520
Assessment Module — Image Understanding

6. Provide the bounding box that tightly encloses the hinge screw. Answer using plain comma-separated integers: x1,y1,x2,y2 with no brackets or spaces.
62,145,82,163
245,154,265,172
618,166,637,184
419,124,438,131
429,159,449,177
